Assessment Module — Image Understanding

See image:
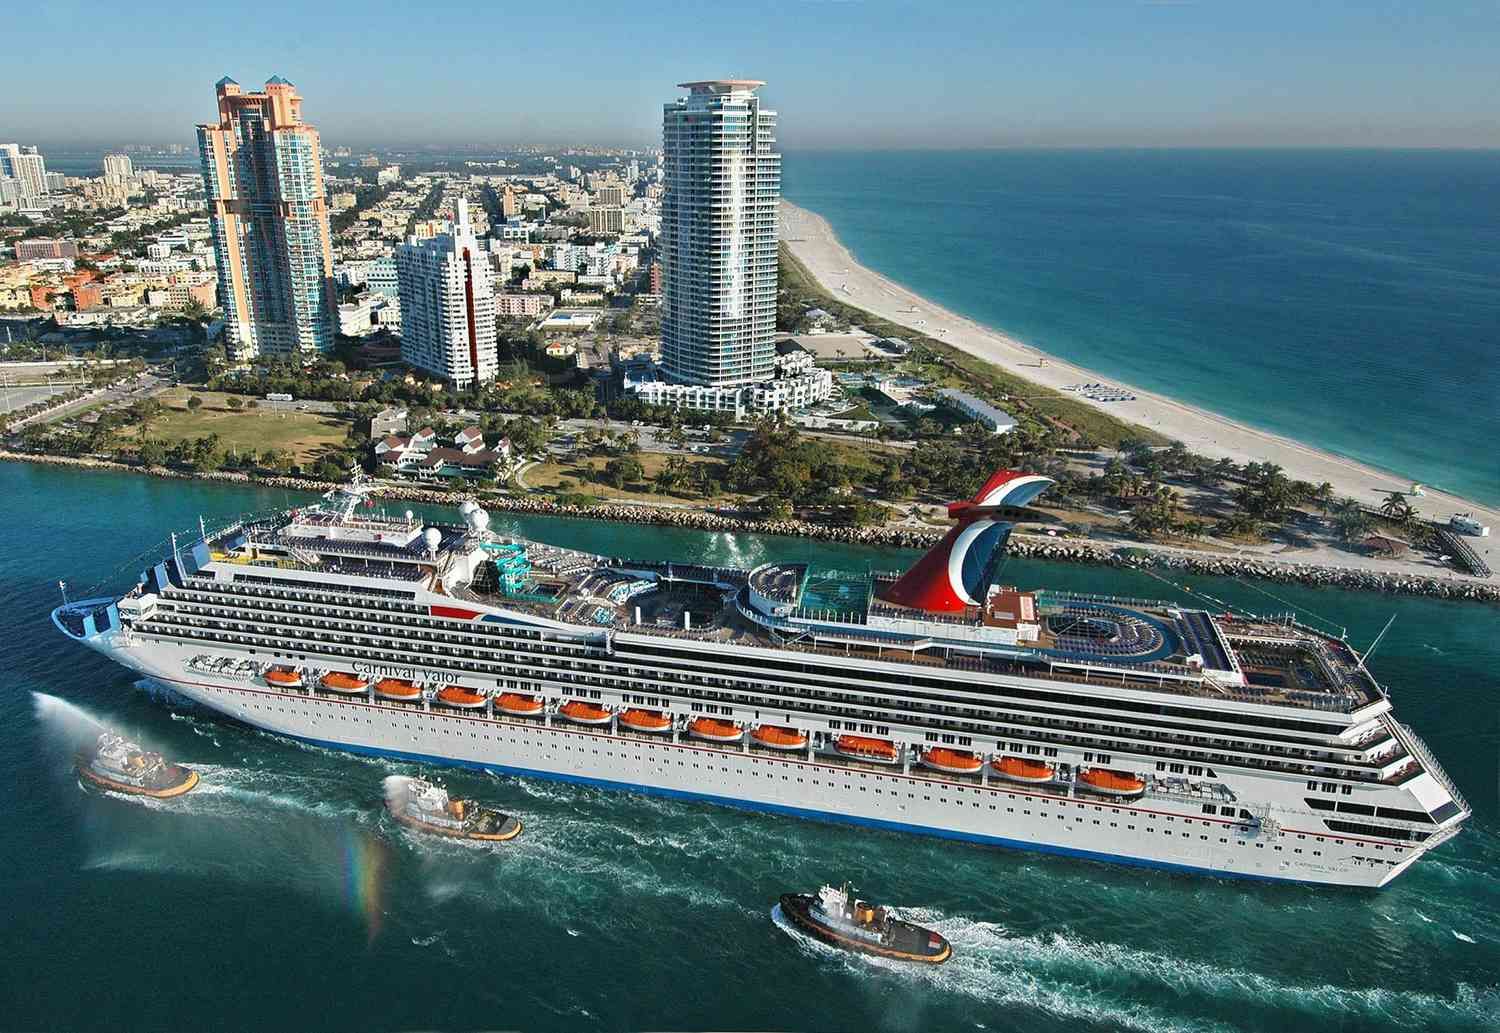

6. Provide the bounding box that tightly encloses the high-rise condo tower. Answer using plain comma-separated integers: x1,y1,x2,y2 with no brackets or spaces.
660,80,780,387
197,76,337,360
395,199,498,388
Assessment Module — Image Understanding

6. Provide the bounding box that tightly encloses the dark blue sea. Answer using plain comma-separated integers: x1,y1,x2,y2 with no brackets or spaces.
783,149,1500,507
1,464,1496,1031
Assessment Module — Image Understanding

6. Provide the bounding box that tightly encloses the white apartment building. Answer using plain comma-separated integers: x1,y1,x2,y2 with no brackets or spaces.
0,144,49,203
103,153,134,181
395,199,498,388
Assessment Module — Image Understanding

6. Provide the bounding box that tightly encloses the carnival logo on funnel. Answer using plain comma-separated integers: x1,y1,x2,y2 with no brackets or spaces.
881,469,1054,613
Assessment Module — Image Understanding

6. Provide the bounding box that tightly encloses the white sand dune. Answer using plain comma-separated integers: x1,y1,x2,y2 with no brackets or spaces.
780,200,1498,574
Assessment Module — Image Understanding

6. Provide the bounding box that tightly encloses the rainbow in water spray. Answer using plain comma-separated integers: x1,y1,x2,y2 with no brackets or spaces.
342,829,387,945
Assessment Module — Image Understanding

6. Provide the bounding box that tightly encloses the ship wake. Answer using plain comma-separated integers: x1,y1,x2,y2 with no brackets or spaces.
772,902,1498,1033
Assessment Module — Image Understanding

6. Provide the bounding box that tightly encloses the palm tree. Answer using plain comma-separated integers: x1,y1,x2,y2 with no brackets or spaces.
1379,492,1414,523
1311,481,1335,514
1335,507,1374,543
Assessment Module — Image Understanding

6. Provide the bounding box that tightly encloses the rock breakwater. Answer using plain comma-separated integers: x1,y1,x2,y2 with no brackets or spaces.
4,450,1495,603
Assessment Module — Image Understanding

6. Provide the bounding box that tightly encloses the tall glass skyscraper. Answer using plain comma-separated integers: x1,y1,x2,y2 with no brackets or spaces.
660,80,780,387
198,76,337,360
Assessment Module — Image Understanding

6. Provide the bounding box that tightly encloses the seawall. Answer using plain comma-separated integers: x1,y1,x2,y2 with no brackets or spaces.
5,450,1496,604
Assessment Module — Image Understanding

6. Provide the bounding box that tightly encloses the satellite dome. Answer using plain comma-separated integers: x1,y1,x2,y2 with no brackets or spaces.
404,510,414,522
459,500,479,517
472,509,490,534
423,527,442,553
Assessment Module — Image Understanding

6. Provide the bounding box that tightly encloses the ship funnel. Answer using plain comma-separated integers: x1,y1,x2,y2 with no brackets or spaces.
879,469,1053,613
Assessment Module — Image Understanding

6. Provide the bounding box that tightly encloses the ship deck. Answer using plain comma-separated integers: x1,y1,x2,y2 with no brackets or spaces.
459,549,1385,715
198,513,1385,715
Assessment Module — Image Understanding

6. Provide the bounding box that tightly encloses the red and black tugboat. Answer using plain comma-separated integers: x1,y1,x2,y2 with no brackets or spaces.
76,731,199,798
778,882,952,964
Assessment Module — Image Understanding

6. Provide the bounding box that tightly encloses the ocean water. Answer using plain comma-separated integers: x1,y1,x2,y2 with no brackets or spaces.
782,150,1500,507
1,463,1497,1031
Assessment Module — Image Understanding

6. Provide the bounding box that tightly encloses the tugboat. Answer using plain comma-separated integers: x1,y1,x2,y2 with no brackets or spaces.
384,776,521,842
778,883,952,964
76,731,199,798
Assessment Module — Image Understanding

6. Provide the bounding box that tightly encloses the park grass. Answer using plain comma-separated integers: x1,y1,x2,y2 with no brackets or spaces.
525,453,750,505
127,388,350,462
779,247,1166,448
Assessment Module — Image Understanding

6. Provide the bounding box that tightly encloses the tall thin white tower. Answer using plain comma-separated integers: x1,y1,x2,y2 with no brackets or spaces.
660,80,780,388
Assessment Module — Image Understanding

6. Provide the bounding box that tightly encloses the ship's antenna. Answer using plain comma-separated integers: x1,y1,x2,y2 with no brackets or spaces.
58,579,69,605
170,531,180,575
199,515,207,543
1357,613,1397,669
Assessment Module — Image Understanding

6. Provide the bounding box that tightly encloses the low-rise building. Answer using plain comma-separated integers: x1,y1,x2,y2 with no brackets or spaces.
15,238,78,261
369,407,408,439
937,388,1016,435
495,293,551,318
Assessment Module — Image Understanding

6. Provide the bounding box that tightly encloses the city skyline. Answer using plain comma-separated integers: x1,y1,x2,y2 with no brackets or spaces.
3,1,1499,150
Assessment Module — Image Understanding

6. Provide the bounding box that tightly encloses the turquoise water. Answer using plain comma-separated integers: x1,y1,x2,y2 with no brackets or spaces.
1,463,1497,1031
783,150,1500,507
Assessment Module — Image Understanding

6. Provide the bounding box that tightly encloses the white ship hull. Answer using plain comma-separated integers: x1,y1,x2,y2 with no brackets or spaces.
90,634,1437,888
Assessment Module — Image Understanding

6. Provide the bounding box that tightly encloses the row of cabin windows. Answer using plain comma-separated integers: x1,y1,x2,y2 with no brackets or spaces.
145,618,1391,788
1156,761,1220,777
174,586,1372,765
144,612,1388,784
172,605,1374,773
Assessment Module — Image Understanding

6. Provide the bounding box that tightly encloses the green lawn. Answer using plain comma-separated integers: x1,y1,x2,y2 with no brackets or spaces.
127,388,350,462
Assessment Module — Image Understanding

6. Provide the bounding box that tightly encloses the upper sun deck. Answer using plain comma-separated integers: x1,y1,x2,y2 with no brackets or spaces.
449,547,1385,716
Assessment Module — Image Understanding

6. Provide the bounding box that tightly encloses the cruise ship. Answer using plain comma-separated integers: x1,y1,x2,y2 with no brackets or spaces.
52,472,1470,887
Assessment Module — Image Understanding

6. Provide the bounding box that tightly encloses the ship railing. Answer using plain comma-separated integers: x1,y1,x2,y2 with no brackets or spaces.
1396,722,1471,818
1035,589,1178,611
136,617,1403,788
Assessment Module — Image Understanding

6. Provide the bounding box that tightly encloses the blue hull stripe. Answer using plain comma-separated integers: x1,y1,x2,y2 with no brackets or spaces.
292,732,1333,888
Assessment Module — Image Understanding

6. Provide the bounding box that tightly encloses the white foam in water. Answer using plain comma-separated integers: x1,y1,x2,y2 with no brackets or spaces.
1452,931,1476,944
773,900,1497,1033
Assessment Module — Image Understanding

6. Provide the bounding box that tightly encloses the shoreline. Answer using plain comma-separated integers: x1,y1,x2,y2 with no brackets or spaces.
7,450,1496,604
778,199,1500,575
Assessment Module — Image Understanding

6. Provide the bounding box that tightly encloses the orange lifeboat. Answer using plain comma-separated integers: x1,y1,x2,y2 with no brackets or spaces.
435,686,487,709
752,725,808,751
922,747,983,775
319,671,368,695
263,666,303,689
558,700,612,726
991,756,1055,784
1078,768,1147,798
497,692,544,717
374,678,422,702
688,717,744,743
619,708,673,733
834,735,900,764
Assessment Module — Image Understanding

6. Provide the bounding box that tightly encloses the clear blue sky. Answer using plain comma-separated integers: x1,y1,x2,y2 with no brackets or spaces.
2,0,1497,149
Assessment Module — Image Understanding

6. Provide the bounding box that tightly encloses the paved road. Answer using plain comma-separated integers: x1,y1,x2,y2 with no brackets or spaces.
0,384,71,416
8,374,168,431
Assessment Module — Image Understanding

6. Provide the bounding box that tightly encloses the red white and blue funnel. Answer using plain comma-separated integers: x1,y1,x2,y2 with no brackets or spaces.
879,470,1053,613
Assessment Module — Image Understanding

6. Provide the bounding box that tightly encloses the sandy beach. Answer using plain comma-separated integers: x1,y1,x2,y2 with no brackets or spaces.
780,200,1498,573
